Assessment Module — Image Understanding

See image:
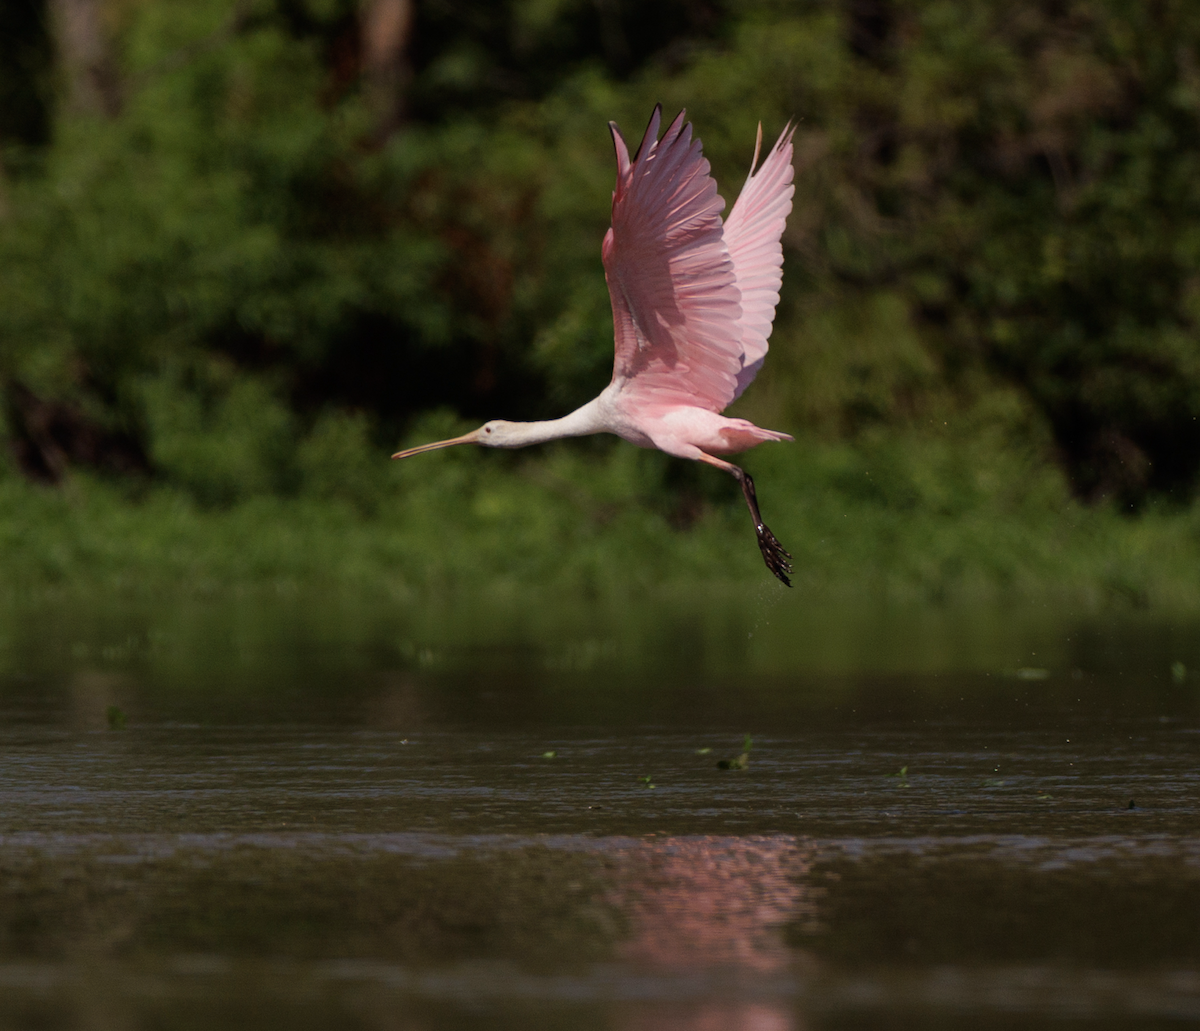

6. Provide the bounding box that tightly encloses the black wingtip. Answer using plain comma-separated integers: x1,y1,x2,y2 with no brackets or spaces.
631,103,664,163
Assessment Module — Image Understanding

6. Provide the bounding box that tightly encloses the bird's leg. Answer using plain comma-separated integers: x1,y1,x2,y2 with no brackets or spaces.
735,466,793,587
697,454,793,587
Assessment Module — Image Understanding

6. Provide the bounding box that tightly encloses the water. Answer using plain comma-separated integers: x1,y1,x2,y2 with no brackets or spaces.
0,593,1197,1029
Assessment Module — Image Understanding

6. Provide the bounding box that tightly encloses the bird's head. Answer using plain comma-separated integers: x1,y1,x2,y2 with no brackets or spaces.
391,420,523,459
474,420,526,448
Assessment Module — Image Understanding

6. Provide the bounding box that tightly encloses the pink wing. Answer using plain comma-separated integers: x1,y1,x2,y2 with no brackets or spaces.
722,122,795,401
603,107,744,413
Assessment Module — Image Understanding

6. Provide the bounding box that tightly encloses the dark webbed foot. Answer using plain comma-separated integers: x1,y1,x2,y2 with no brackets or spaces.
755,522,793,587
731,466,793,587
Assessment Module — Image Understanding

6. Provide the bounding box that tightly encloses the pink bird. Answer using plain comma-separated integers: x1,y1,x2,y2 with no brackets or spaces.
393,107,797,585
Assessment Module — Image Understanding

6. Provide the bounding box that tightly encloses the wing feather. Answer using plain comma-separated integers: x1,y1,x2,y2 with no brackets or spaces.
603,108,744,413
723,123,795,400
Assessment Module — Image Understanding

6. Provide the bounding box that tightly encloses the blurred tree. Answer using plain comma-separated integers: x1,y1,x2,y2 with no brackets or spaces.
361,0,413,139
48,0,122,116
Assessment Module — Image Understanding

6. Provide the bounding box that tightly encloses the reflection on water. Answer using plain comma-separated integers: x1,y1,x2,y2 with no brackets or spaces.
611,835,807,1031
0,830,1196,1027
0,592,1197,1029
613,836,809,972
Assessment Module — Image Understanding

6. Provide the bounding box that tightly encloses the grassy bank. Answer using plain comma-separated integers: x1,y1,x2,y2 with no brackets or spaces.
2,425,1197,613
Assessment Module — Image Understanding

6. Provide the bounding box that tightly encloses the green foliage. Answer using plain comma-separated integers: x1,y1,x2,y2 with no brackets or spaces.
140,362,296,505
296,409,383,513
1,421,1199,611
0,0,454,484
2,0,1200,597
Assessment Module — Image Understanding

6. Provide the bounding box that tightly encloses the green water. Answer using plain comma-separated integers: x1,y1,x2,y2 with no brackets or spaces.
0,592,1197,1029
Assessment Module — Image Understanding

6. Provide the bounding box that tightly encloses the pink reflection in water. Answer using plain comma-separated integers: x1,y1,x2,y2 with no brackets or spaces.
612,834,813,973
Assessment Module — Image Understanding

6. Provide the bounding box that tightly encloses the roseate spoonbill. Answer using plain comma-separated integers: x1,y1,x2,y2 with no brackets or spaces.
393,106,796,585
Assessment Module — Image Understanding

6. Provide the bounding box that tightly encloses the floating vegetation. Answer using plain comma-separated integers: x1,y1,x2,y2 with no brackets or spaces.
716,735,753,771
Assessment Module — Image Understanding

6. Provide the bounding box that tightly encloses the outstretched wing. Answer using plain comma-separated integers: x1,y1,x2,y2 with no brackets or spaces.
723,122,795,401
603,107,744,413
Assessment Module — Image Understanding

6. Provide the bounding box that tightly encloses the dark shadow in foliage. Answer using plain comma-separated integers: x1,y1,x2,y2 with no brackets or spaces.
846,0,894,67
6,382,149,485
0,0,53,148
405,0,730,120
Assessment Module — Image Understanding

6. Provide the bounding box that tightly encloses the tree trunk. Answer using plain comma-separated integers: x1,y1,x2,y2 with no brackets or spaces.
48,0,121,117
361,0,413,141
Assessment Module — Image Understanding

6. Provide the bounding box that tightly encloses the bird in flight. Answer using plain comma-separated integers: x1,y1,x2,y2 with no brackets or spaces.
393,106,796,585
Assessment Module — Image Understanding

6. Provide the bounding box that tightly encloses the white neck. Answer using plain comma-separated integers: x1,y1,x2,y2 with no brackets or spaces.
499,397,607,447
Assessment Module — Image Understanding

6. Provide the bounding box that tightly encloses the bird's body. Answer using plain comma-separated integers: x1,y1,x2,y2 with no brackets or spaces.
394,107,797,585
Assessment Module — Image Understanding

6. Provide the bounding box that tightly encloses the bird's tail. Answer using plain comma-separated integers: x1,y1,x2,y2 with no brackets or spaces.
717,419,793,454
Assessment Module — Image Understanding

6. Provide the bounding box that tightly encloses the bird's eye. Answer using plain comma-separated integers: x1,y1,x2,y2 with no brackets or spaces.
485,426,492,434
